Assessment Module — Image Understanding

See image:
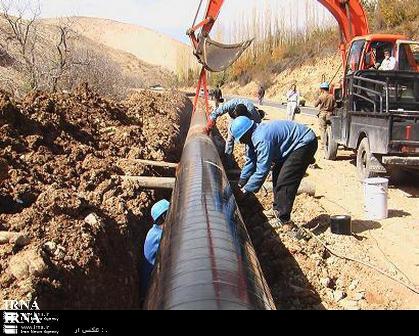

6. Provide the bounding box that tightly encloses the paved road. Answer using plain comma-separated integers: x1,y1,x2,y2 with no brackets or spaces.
185,90,318,117
224,95,318,117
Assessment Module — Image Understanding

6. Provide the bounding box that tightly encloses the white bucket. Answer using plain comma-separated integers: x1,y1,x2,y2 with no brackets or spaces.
363,177,389,220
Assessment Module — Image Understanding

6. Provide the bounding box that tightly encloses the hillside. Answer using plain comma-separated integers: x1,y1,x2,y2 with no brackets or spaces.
224,53,341,105
42,17,197,74
0,17,176,98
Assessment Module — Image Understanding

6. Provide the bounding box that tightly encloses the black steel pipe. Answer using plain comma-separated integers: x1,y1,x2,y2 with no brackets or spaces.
144,106,275,310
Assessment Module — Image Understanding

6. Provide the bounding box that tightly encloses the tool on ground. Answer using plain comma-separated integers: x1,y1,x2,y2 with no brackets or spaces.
330,215,352,235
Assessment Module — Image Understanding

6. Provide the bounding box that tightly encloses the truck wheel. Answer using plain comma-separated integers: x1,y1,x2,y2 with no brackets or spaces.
324,126,338,160
356,137,378,180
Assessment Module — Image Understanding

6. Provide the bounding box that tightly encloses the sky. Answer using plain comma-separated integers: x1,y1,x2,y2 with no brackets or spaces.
33,0,334,44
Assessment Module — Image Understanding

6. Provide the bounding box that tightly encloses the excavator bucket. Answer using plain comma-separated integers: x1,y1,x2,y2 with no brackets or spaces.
195,35,253,72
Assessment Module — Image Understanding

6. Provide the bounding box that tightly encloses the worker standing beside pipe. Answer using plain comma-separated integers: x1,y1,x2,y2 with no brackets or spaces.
257,85,266,105
206,98,262,167
314,82,336,149
142,199,170,294
286,84,300,121
230,116,317,227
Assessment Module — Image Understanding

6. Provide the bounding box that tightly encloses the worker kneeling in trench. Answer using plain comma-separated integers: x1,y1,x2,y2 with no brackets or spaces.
142,199,170,295
230,116,318,228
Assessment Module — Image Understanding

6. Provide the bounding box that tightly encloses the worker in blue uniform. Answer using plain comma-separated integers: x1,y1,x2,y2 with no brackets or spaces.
230,116,318,226
206,98,263,167
142,199,170,294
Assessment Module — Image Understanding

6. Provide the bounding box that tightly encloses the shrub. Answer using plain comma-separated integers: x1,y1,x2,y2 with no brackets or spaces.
379,0,419,28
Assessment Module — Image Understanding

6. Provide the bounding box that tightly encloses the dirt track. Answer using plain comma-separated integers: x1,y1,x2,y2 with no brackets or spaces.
216,104,419,310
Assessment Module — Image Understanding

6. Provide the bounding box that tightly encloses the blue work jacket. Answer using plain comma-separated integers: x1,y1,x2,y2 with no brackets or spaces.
209,98,262,123
142,224,163,292
144,224,163,266
241,121,316,192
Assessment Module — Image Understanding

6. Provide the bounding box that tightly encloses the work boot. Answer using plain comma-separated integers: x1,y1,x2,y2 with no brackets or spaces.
263,208,278,219
288,226,312,241
264,209,294,232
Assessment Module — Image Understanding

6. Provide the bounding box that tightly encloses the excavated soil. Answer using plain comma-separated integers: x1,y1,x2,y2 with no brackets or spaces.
0,85,191,309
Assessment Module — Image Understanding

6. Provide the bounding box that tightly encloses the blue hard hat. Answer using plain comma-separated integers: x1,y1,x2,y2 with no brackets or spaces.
230,116,254,143
320,82,330,89
151,199,170,222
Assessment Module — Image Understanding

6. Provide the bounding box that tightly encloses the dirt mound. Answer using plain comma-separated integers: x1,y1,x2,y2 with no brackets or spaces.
0,85,190,308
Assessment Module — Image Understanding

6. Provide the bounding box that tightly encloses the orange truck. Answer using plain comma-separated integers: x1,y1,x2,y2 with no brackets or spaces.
328,34,419,180
188,0,419,180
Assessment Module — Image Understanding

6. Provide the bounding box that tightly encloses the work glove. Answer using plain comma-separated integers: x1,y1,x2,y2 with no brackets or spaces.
237,179,247,189
236,187,251,202
205,119,216,135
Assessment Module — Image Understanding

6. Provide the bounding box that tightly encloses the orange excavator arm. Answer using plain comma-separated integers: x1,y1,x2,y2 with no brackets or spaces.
188,0,224,51
318,0,369,64
190,0,369,63
187,1,225,118
319,0,370,43
202,0,224,35
188,0,370,119
196,0,370,37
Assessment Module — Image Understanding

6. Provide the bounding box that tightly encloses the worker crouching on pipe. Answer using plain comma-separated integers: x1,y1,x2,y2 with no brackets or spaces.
230,116,318,227
142,199,170,294
206,98,263,167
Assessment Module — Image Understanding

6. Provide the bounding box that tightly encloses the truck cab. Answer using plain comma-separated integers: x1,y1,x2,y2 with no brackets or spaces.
326,35,419,180
343,35,418,82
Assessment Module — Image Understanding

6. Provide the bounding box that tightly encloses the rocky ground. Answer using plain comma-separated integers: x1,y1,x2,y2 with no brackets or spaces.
0,85,191,309
215,107,419,310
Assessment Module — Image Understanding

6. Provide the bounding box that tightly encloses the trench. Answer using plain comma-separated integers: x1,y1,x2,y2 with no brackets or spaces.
105,107,193,309
135,99,193,306
235,193,324,309
143,103,275,309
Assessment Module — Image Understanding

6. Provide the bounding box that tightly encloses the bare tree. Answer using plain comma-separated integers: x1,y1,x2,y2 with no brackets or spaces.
0,3,91,94
51,23,71,91
0,1,152,98
0,0,41,90
60,44,130,99
46,18,89,92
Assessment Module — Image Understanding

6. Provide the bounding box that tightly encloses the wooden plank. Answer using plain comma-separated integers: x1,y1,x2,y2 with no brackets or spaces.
115,176,175,189
118,159,178,169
